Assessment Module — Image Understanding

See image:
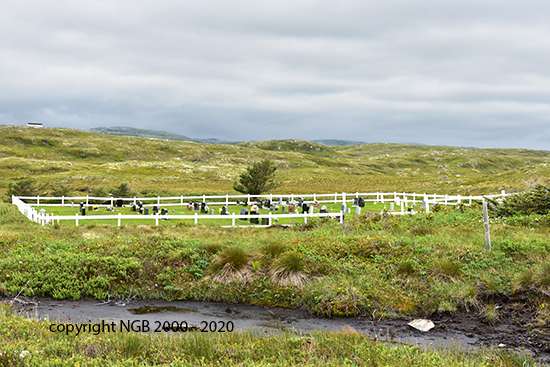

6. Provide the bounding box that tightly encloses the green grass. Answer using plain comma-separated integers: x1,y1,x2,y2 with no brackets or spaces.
1,126,549,200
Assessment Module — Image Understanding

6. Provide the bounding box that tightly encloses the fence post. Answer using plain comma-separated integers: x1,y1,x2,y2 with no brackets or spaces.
304,213,307,225
483,201,491,250
86,195,89,206
158,196,161,205
195,213,198,225
334,192,337,203
62,196,65,205
156,213,159,226
340,210,344,224
118,213,121,227
110,196,113,207
232,213,235,227
37,195,40,206
269,212,272,226
226,194,229,205
75,213,79,227
135,197,138,205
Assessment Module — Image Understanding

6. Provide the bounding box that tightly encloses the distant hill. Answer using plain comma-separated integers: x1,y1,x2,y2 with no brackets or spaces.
89,126,241,145
312,139,368,146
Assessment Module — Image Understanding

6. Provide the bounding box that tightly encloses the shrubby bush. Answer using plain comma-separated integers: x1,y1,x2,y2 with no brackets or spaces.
488,184,550,217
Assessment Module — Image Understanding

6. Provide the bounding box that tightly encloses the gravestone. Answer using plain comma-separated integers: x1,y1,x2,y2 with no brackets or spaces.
313,202,320,210
289,203,296,213
187,204,194,211
390,203,394,211
210,209,214,215
139,207,143,214
302,203,309,214
144,208,149,215
282,205,286,213
320,206,328,214
138,201,143,209
81,207,86,216
116,199,123,208
355,207,361,215
221,206,229,215
131,204,136,212
88,206,93,212
358,197,365,207
249,210,259,224
239,208,248,221
265,199,271,208
353,198,358,206
278,197,282,205
341,204,346,212
161,208,168,215
193,202,200,211
153,206,159,214
261,218,269,225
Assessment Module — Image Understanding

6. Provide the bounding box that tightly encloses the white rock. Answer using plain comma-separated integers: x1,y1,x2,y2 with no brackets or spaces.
408,319,435,332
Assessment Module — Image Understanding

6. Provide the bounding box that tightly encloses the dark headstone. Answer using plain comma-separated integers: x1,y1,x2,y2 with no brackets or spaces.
358,197,365,207
161,208,168,215
239,208,248,221
116,199,123,208
144,208,149,215
261,218,269,225
353,198,358,206
81,207,86,216
320,208,328,213
250,210,259,224
153,205,159,214
302,203,309,214
193,202,200,211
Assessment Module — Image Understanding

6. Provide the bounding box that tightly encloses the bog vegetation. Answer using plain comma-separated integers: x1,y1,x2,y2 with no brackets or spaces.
1,126,549,366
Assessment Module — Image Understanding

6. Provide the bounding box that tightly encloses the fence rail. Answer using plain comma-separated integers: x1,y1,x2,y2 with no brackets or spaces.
12,190,510,227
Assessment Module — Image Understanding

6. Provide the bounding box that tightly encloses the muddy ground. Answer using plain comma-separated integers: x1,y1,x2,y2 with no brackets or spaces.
5,296,550,364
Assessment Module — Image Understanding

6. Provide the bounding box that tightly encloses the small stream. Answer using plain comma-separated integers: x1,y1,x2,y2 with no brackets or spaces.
8,297,547,364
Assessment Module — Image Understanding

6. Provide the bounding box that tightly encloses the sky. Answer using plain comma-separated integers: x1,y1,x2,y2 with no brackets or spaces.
1,0,550,150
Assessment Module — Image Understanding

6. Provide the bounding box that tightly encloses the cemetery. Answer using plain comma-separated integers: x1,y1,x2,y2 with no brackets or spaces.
12,190,508,227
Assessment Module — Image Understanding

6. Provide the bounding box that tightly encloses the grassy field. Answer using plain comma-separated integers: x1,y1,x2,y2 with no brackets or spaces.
1,126,550,365
1,126,549,198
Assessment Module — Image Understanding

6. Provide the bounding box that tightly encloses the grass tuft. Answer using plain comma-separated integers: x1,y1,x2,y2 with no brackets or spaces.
269,251,306,286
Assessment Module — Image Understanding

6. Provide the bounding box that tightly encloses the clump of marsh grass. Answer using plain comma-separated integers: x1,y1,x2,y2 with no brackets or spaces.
269,251,306,286
432,258,462,280
199,241,225,255
482,303,500,323
209,247,249,280
260,240,287,259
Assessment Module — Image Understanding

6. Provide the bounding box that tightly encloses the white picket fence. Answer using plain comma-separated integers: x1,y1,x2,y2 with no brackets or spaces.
12,190,509,227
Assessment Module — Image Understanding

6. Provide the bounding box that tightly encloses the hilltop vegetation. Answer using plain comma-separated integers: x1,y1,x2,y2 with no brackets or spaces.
1,125,549,199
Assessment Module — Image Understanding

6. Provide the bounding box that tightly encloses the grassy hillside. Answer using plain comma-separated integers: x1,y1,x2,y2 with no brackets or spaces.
90,126,241,145
1,125,549,199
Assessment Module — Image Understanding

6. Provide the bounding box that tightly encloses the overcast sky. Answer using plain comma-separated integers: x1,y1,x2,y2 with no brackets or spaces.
1,1,549,149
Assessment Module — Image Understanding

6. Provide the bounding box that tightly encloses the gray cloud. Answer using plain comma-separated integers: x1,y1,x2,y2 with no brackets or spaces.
1,0,549,149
